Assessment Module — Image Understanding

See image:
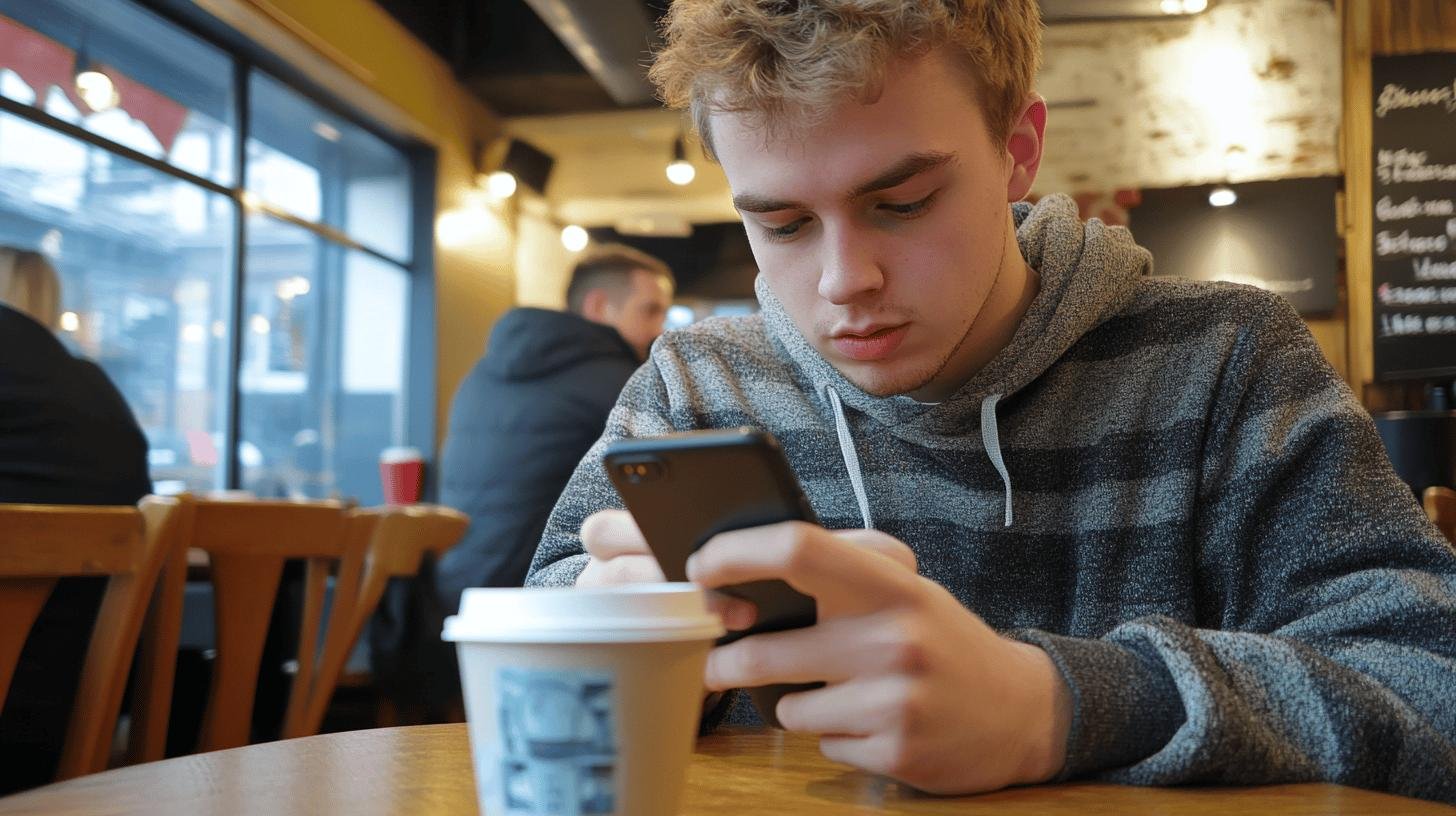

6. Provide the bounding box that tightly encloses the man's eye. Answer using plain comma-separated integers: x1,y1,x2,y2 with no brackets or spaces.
880,194,935,217
762,217,809,242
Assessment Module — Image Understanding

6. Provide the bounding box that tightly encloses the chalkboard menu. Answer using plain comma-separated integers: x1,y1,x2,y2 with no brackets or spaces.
1372,52,1456,380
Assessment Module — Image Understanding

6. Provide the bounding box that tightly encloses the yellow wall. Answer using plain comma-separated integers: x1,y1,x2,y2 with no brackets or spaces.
514,210,583,310
200,0,516,446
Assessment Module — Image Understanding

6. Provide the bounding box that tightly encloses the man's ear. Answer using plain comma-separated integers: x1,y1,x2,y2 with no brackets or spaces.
579,288,611,322
1005,94,1047,203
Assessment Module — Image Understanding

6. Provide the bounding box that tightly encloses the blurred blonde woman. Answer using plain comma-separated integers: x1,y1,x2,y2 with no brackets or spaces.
0,244,151,794
0,247,61,329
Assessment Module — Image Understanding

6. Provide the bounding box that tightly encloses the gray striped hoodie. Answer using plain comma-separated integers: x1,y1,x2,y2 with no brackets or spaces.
526,194,1456,802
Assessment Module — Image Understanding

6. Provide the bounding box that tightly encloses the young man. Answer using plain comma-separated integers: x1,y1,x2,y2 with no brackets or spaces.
525,0,1456,802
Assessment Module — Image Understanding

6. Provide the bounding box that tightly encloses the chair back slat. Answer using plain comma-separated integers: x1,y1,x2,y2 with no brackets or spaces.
290,505,467,738
0,507,142,576
0,498,184,781
185,499,349,753
189,500,350,557
125,497,194,767
57,497,188,779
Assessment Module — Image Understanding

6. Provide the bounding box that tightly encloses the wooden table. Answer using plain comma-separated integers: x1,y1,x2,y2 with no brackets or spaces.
0,725,1448,815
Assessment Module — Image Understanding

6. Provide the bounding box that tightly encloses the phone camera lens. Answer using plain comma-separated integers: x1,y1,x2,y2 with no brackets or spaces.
620,460,663,483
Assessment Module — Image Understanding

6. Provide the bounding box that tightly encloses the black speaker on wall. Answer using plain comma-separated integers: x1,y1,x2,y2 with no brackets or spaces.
499,139,555,195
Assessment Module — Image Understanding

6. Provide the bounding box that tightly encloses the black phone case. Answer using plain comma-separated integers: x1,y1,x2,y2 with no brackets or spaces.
604,428,825,728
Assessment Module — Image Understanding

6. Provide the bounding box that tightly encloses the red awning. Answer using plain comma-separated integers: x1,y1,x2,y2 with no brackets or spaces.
0,14,189,153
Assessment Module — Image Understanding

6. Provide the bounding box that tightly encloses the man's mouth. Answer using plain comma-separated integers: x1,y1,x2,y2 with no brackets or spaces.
829,324,909,362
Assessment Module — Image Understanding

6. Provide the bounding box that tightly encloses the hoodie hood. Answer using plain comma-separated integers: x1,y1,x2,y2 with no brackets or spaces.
757,194,1152,527
482,307,639,382
757,194,1151,437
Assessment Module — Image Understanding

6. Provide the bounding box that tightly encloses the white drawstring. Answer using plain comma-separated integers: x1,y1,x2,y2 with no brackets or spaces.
822,385,874,529
822,385,1011,529
981,394,1014,527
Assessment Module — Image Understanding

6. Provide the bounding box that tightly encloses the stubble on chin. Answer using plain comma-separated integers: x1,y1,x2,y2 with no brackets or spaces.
830,357,942,398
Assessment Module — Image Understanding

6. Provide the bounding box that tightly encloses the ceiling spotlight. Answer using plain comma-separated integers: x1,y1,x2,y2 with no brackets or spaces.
1182,0,1209,12
74,68,118,112
666,135,696,186
1160,0,1182,13
1208,186,1238,207
560,224,589,252
666,160,696,186
59,311,80,332
486,170,518,200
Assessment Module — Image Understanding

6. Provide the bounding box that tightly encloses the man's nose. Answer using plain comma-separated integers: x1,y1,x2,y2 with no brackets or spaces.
817,226,884,305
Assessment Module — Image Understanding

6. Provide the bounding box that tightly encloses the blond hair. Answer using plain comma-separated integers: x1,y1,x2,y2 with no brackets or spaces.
0,247,61,330
648,0,1042,159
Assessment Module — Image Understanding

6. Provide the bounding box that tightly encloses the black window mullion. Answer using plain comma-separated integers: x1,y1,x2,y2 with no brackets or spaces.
0,96,232,198
221,57,249,491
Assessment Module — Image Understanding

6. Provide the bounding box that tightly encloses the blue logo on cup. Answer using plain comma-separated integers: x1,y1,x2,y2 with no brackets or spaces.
497,667,617,815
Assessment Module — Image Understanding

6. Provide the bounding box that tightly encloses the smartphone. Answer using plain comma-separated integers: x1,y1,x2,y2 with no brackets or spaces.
603,427,823,727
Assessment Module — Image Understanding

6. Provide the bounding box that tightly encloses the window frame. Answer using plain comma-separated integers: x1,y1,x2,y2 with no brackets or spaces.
0,0,437,497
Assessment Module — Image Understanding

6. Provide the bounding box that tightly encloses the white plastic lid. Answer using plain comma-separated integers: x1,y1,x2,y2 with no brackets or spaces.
442,583,725,644
380,446,423,464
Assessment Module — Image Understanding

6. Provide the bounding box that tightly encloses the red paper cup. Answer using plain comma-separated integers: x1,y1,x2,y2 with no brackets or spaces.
380,446,424,504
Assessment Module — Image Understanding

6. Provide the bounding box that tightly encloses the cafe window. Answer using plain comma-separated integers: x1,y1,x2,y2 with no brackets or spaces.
239,215,409,503
0,0,425,504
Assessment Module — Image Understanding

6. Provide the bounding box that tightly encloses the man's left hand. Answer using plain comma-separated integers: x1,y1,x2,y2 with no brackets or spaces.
686,521,1072,795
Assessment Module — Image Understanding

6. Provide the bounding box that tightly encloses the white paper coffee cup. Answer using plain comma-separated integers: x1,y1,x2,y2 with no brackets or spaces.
443,584,723,816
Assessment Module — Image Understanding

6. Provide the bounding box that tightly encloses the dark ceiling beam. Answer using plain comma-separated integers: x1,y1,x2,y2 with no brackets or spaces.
1040,0,1210,23
520,0,659,106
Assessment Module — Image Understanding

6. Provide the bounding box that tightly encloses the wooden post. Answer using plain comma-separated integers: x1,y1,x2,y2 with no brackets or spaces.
1342,0,1375,394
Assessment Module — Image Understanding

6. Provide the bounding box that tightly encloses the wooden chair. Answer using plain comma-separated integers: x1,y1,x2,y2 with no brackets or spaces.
152,498,356,753
0,496,186,780
1423,485,1456,546
287,504,468,739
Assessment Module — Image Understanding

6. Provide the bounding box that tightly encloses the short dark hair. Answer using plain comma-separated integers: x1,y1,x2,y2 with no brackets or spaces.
565,244,674,314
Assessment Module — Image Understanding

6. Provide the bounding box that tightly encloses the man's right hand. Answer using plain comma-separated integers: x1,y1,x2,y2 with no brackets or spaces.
576,509,756,631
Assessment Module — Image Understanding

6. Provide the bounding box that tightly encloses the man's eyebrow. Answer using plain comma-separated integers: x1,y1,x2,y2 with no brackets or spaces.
845,151,957,200
732,193,804,214
732,151,957,214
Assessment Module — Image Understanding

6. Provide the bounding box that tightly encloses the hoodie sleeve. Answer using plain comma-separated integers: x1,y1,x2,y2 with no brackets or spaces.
1016,292,1456,802
525,352,679,587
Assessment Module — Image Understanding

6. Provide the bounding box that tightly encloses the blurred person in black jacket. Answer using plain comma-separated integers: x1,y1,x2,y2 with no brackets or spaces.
0,247,151,793
368,246,674,719
437,243,674,604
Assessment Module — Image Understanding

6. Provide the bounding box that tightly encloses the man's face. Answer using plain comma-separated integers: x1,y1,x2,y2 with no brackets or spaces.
601,269,674,359
711,50,1023,398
